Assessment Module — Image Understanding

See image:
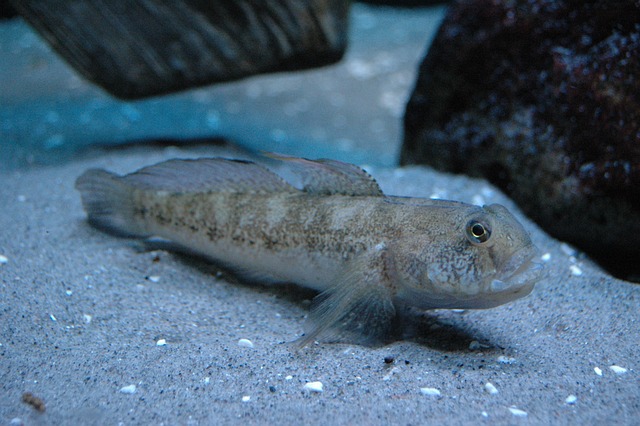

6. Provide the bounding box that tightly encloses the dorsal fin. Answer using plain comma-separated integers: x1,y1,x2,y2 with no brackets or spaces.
123,158,297,194
266,153,383,196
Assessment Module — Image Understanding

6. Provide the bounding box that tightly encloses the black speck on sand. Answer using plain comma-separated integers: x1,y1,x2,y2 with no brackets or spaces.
1,146,638,425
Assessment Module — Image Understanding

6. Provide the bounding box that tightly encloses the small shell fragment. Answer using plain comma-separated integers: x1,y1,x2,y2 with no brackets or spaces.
241,395,251,402
609,365,628,375
484,382,498,395
569,265,583,276
540,253,551,262
508,407,528,417
382,366,399,381
560,243,576,256
469,340,489,351
419,387,441,396
594,367,603,376
565,395,577,404
0,254,8,264
156,339,167,346
497,356,516,364
147,275,160,283
119,384,136,394
472,194,485,206
303,381,324,393
237,338,254,348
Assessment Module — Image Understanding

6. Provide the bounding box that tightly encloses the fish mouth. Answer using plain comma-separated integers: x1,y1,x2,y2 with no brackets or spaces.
483,248,544,307
401,246,544,311
439,247,543,310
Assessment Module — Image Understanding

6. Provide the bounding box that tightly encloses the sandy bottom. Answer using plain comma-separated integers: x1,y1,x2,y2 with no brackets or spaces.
1,145,638,425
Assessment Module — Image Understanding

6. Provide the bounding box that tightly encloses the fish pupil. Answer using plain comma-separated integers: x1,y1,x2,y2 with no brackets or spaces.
467,220,491,243
472,224,485,237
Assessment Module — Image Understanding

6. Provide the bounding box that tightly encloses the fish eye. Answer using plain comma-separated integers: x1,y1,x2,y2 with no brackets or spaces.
466,220,491,244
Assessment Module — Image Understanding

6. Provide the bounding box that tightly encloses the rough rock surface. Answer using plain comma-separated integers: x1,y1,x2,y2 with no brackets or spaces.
401,0,640,280
359,0,449,6
11,0,349,98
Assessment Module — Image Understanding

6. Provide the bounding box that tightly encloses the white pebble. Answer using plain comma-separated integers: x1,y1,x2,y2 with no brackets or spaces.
120,384,136,394
429,187,447,200
203,377,210,384
237,338,254,348
560,243,576,256
497,355,516,364
147,275,160,283
481,411,489,418
156,339,167,346
472,194,485,206
241,395,251,402
10,418,23,426
609,365,628,375
83,314,92,324
382,366,399,381
469,340,489,350
540,252,551,262
419,387,441,396
0,254,8,264
303,381,324,393
65,290,73,296
50,314,57,322
285,375,293,380
569,265,583,276
565,395,577,404
484,382,498,395
509,407,528,417
594,367,603,376
481,187,494,197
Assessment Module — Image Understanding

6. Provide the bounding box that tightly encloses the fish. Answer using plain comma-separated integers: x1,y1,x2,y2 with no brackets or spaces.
75,154,543,345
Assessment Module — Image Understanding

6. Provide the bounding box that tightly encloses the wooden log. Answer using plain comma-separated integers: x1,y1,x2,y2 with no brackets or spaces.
12,0,350,98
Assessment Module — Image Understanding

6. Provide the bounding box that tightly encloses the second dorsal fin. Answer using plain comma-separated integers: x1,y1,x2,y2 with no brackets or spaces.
266,153,383,196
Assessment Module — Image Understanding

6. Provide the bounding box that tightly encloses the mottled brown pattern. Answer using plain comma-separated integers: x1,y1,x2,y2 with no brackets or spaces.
76,156,543,343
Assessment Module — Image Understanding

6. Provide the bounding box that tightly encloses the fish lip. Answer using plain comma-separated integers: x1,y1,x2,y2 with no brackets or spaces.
490,249,544,295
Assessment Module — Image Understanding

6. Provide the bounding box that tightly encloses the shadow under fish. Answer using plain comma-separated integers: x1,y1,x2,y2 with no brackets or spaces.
75,153,544,346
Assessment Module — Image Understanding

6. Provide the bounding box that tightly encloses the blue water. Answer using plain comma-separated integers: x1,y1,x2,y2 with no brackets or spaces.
0,4,445,169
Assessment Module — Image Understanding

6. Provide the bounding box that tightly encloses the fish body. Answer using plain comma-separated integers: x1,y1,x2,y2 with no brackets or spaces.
76,156,543,344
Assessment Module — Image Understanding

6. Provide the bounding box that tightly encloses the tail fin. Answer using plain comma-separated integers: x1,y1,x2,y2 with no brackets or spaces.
75,169,148,238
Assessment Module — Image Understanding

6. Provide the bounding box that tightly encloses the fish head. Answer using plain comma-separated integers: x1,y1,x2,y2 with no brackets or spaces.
396,203,543,310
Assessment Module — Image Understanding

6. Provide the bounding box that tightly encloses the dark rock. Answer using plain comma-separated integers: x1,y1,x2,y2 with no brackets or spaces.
0,2,17,19
10,0,350,99
357,1,450,6
402,0,640,280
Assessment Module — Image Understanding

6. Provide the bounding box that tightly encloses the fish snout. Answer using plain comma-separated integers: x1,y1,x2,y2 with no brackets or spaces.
489,246,544,297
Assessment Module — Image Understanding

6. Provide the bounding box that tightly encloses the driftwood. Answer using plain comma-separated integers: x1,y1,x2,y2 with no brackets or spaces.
12,0,350,98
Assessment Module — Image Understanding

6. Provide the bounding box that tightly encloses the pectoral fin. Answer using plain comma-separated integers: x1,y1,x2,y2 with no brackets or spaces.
298,246,397,347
